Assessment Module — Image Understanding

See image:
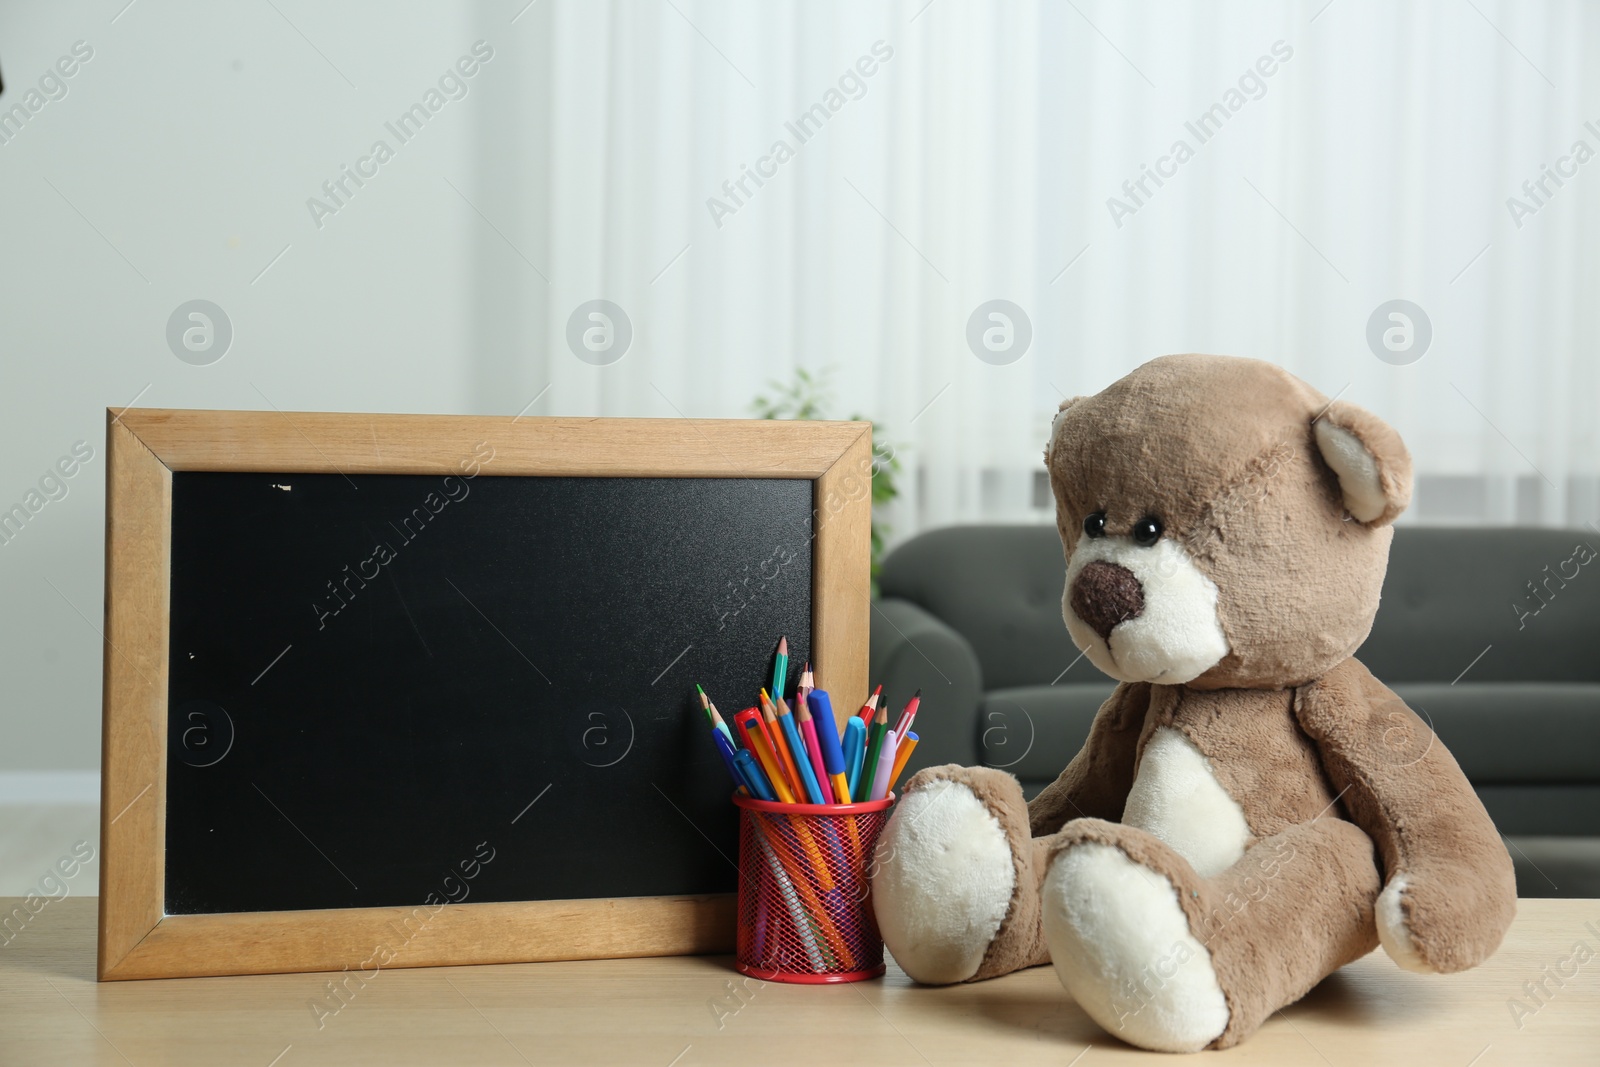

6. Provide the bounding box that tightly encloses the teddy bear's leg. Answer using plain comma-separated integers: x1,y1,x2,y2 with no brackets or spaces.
1039,817,1381,1052
871,765,1051,984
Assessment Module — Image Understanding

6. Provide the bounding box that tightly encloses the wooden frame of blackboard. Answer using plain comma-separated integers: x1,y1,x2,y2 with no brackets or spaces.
98,408,873,980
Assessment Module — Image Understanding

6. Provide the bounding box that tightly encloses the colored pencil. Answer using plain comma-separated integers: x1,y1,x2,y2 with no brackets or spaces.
697,683,736,748
856,684,882,723
860,705,889,803
735,708,796,804
761,689,805,797
759,816,848,963
893,689,922,744
843,717,868,799
755,830,825,970
870,727,898,801
888,731,919,794
796,661,813,711
777,698,825,805
796,699,835,804
807,690,851,805
771,636,789,702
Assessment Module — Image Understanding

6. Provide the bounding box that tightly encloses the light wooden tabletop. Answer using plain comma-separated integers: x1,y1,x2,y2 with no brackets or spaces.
2,897,1596,1065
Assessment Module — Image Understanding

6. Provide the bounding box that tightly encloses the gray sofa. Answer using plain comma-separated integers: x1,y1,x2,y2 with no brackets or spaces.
870,525,1600,898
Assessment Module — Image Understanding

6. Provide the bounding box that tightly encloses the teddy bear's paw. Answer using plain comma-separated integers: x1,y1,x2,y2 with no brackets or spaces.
871,777,1016,984
1042,842,1229,1053
1376,876,1436,974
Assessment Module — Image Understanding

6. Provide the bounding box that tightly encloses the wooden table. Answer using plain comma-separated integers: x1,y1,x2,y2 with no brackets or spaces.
3,898,1596,1065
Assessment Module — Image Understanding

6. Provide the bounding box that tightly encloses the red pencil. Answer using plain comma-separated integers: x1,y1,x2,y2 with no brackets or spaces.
856,684,882,723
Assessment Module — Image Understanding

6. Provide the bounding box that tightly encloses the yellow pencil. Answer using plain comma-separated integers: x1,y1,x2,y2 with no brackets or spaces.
751,730,797,805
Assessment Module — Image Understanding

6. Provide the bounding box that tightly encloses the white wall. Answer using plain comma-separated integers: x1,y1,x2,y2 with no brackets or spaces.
0,1,491,771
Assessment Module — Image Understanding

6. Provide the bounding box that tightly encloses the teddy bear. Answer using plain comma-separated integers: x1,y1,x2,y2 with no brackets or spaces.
870,354,1516,1052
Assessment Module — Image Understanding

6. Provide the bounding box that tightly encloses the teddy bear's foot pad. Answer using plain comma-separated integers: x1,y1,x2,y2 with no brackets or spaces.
872,779,1016,984
1042,842,1229,1052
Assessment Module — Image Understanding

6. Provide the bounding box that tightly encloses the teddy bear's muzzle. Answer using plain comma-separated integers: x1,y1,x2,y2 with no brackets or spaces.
1068,560,1145,640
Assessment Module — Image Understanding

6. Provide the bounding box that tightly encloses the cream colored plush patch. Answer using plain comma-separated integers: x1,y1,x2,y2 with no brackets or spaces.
1122,727,1251,878
1314,420,1386,522
1043,843,1230,1053
1376,875,1435,973
873,782,1016,985
1063,533,1230,685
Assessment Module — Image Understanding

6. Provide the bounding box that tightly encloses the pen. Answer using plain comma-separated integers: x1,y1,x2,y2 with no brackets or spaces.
807,689,851,805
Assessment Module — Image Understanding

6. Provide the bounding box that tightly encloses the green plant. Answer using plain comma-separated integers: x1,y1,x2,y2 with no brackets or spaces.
751,366,901,594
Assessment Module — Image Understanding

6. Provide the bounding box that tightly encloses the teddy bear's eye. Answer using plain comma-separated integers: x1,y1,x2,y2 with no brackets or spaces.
1083,511,1107,539
1132,516,1163,546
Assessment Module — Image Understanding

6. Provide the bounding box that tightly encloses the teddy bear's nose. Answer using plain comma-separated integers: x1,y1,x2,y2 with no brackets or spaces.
1070,560,1145,640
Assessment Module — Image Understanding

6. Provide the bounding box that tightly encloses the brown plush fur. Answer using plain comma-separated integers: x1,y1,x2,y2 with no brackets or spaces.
1041,814,1381,1047
891,355,1515,1051
1297,659,1517,972
1047,354,1406,689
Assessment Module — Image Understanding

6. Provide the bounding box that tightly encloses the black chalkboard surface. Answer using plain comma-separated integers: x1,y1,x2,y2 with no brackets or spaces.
165,472,812,915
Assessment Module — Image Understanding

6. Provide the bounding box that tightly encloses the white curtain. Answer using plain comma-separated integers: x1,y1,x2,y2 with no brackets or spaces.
478,0,1599,543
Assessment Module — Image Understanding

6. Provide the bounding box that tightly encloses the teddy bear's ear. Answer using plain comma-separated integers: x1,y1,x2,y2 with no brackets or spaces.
1047,396,1085,462
1312,400,1413,526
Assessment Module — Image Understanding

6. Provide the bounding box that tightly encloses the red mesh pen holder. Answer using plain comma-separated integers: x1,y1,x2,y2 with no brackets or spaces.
732,792,895,984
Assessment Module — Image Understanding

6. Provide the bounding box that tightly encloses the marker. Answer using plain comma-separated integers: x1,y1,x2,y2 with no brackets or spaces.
843,717,868,799
807,689,851,805
860,704,889,804
870,728,898,801
732,748,776,802
887,731,918,794
796,699,835,804
777,699,825,804
734,707,796,804
893,689,922,744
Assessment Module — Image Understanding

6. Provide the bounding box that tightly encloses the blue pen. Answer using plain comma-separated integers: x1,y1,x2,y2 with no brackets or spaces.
843,717,867,799
712,729,744,791
807,690,852,802
777,706,825,804
732,748,776,801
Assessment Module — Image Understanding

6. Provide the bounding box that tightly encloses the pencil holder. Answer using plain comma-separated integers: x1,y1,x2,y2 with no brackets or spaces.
732,792,895,983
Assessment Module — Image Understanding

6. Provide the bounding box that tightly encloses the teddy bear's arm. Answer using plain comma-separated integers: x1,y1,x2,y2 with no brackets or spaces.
1294,658,1517,974
1026,681,1151,837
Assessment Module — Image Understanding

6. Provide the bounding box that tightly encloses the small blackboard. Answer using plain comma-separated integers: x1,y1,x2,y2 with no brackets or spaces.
99,410,872,979
166,471,812,914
